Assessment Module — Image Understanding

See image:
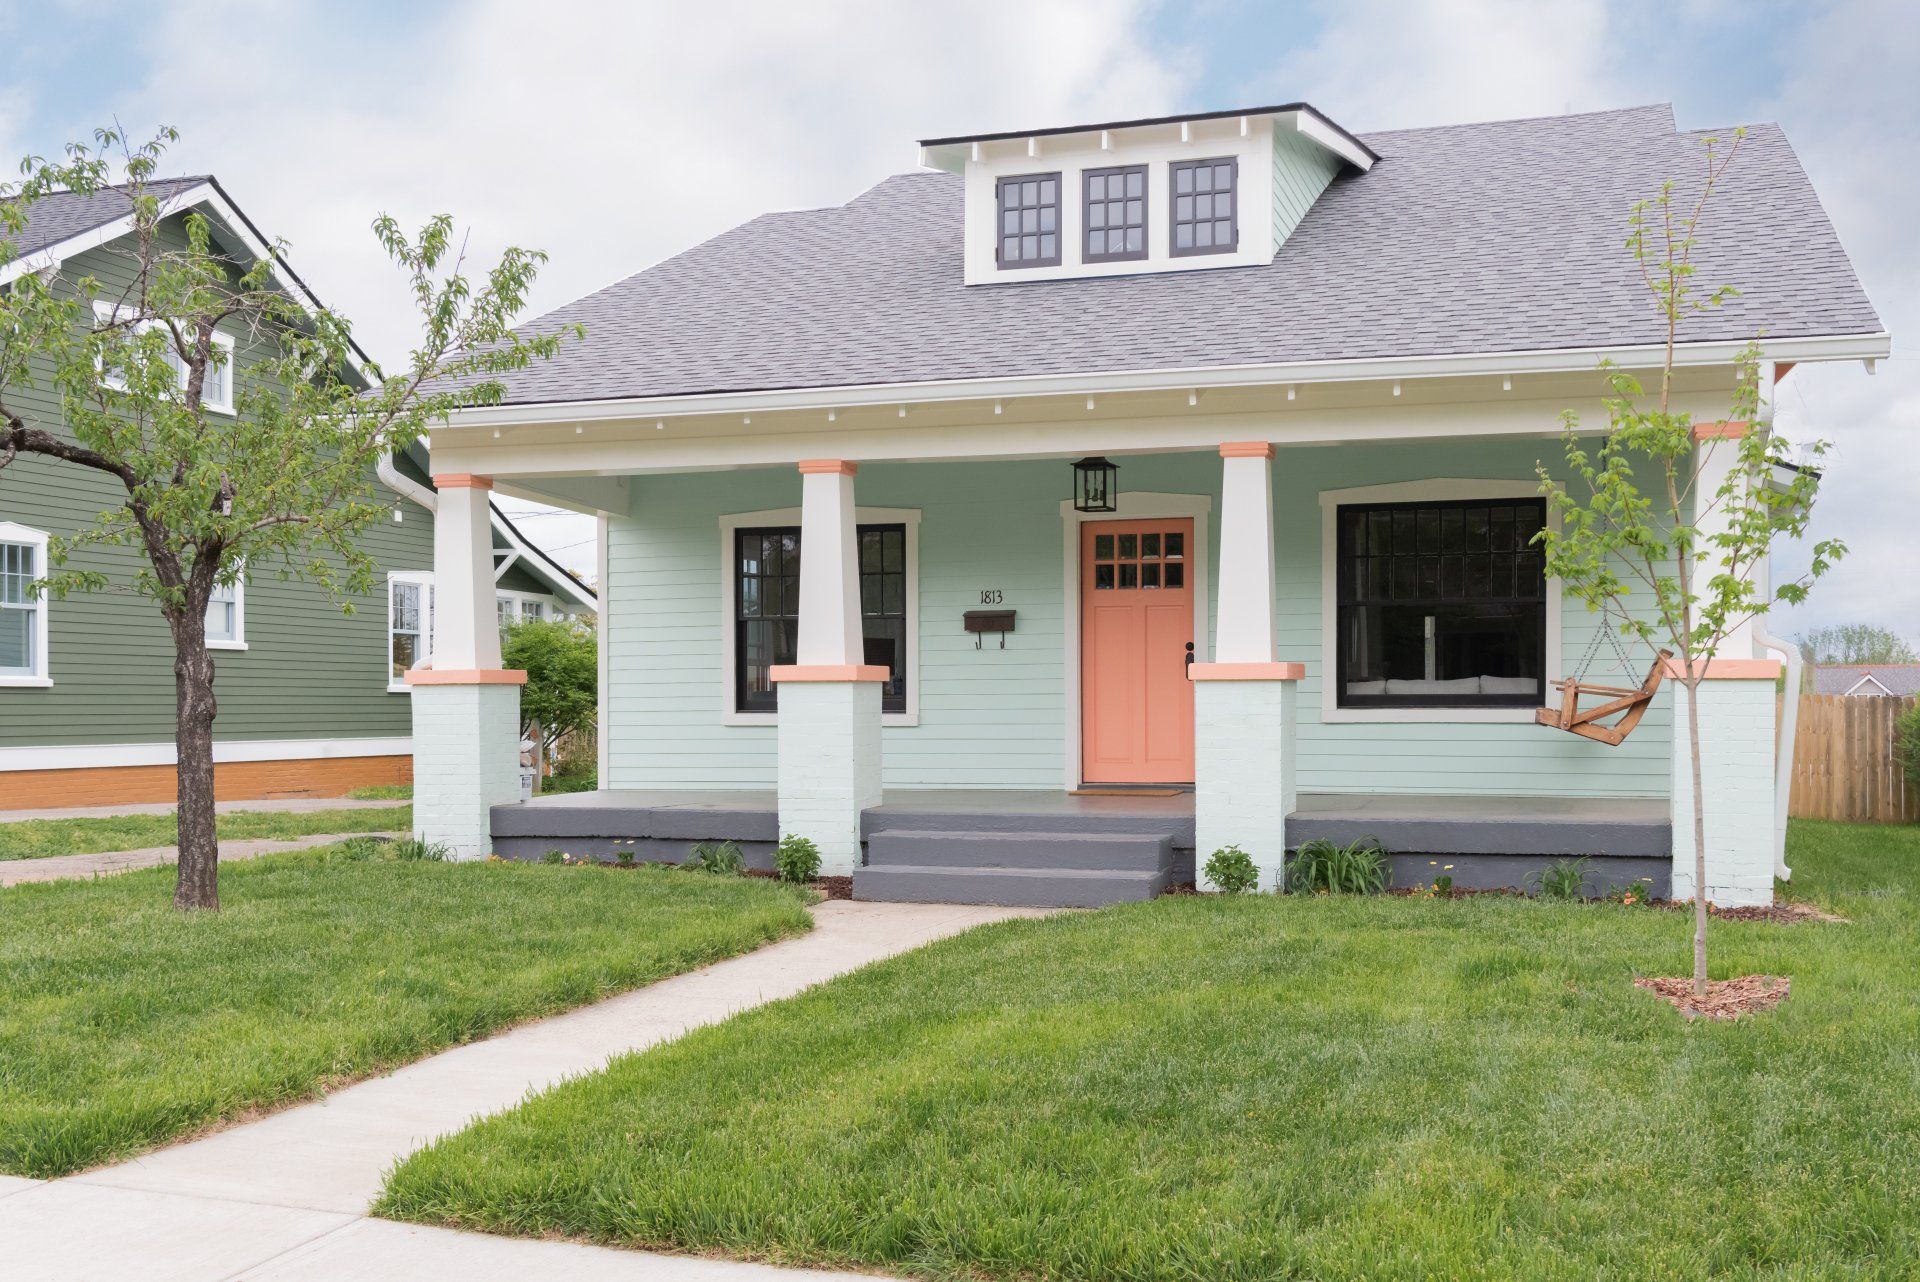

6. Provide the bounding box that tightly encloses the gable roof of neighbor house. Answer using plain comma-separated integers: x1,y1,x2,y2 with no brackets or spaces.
466,103,1883,409
1812,665,1920,697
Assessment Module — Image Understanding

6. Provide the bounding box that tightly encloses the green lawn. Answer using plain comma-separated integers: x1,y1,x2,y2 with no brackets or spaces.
0,805,414,860
0,847,813,1177
379,821,1920,1281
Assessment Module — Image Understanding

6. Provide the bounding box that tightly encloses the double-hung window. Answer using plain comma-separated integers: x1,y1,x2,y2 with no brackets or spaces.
94,302,235,414
995,172,1061,268
206,574,244,648
733,523,907,714
1335,498,1547,708
1170,157,1238,256
0,524,51,685
1083,164,1147,263
388,573,433,689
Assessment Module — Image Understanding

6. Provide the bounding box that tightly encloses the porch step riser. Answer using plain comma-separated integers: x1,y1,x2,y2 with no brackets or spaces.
866,830,1172,871
853,864,1170,908
860,810,1195,845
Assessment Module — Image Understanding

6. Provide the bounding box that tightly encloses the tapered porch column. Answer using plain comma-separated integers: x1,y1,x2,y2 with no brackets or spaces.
1191,443,1299,892
1668,658,1782,906
1690,419,1761,659
771,460,886,875
407,474,526,861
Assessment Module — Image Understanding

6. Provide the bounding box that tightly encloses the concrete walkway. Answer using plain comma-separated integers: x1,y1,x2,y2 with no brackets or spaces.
0,832,405,887
0,796,406,823
4,900,1046,1280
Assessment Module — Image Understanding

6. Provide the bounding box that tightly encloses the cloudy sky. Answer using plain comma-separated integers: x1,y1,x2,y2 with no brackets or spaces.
3,0,1912,640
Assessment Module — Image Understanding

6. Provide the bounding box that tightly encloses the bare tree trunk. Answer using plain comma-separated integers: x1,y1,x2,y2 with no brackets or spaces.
170,610,221,912
1685,675,1709,996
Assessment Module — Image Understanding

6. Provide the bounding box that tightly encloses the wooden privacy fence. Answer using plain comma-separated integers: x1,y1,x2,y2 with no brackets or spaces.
1788,694,1920,823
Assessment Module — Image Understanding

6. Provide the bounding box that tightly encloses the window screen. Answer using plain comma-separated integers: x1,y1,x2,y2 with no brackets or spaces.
996,172,1061,268
1336,498,1547,708
1170,157,1238,256
1083,164,1146,263
735,524,907,713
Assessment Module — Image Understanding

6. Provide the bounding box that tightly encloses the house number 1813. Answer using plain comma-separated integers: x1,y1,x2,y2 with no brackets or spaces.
979,589,1003,605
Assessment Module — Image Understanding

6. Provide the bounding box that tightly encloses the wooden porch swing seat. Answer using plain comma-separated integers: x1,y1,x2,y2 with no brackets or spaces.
1535,649,1674,746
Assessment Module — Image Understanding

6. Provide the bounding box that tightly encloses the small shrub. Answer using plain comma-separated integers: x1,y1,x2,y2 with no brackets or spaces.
1286,837,1389,895
1533,856,1592,900
1203,844,1259,894
327,836,388,863
1896,700,1920,792
683,840,745,876
615,847,637,868
542,849,566,865
1613,876,1656,906
775,834,822,884
389,837,450,862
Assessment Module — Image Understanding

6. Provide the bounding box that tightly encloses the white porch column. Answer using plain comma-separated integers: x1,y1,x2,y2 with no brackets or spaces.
1191,442,1298,892
772,460,885,875
1668,658,1782,907
407,474,525,861
1689,415,1762,660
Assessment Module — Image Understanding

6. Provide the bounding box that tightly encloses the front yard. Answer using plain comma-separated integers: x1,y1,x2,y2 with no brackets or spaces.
379,820,1920,1281
0,804,415,860
0,846,812,1178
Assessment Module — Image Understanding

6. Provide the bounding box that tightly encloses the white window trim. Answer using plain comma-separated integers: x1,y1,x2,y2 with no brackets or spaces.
206,568,247,650
92,301,236,415
717,506,921,728
495,588,559,624
0,521,53,688
1317,479,1562,724
387,570,434,693
1059,492,1212,790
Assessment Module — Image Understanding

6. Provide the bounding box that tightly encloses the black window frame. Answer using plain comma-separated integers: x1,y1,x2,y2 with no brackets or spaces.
1169,156,1239,257
1082,163,1148,264
733,523,908,715
1334,497,1548,710
994,171,1062,269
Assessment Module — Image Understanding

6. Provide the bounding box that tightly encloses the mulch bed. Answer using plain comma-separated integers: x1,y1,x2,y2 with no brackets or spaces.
1702,901,1847,924
1634,974,1792,1020
743,868,853,900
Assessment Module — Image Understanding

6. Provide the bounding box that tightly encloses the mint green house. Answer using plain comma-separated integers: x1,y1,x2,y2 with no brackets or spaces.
0,178,593,808
408,103,1884,907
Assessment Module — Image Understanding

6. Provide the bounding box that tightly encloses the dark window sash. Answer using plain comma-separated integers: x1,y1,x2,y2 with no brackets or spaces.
734,523,907,714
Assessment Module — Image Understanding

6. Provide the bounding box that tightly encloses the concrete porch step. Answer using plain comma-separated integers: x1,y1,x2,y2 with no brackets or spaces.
865,828,1173,871
852,862,1170,908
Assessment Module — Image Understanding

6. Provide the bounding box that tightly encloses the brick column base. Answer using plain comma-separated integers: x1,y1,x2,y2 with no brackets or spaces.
1669,674,1778,907
1192,669,1298,893
775,679,882,876
408,680,524,861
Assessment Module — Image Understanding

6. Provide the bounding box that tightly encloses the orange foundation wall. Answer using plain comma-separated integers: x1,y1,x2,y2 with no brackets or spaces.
0,754,412,811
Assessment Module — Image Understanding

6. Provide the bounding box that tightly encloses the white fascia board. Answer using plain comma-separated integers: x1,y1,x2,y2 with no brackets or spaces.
438,331,1893,431
1291,108,1375,172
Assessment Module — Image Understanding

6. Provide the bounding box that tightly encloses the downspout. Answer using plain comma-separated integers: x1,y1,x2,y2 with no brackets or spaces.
377,452,438,514
1755,623,1800,881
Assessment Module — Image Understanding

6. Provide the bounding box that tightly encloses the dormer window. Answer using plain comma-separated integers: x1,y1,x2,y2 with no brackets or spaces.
1083,165,1147,263
1170,157,1238,256
996,172,1060,269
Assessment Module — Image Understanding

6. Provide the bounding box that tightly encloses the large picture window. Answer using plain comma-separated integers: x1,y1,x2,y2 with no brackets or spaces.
1336,498,1546,708
734,524,906,714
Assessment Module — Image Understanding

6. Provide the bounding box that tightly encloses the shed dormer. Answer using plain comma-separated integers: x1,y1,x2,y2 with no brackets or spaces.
920,103,1375,286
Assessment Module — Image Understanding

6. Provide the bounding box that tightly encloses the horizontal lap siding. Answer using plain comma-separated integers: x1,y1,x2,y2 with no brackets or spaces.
604,441,1669,798
0,224,434,750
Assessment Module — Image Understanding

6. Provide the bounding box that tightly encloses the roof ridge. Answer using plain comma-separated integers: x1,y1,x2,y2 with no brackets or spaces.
1360,102,1675,141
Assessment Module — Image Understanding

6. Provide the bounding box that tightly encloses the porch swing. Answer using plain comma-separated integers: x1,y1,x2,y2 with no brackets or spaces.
1535,610,1673,747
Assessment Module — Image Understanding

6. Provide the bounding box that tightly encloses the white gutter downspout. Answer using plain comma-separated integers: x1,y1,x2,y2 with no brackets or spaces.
377,453,438,514
1756,623,1800,882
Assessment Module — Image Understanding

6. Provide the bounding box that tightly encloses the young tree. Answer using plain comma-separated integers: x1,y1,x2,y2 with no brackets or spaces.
0,128,575,910
500,616,597,791
1537,129,1843,996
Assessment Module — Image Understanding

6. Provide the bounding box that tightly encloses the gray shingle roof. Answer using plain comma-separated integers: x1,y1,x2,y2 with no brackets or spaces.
1,177,211,260
472,104,1887,406
1812,666,1920,697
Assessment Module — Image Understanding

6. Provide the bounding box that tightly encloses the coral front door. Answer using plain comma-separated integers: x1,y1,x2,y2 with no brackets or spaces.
1080,518,1196,784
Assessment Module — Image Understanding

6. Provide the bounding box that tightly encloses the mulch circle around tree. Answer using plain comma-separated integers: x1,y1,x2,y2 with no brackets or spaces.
1634,974,1791,1020
1706,901,1848,925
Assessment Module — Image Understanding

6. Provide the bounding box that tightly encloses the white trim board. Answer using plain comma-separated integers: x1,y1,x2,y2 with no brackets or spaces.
0,521,53,687
0,736,414,772
1317,479,1562,724
716,506,923,728
1060,492,1211,789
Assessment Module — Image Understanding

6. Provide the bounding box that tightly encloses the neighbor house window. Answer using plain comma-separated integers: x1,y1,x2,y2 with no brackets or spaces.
388,572,433,689
205,574,244,648
1336,498,1546,708
734,524,906,714
0,524,51,685
94,302,236,413
496,593,552,635
1170,157,1238,256
1083,164,1146,263
996,172,1060,268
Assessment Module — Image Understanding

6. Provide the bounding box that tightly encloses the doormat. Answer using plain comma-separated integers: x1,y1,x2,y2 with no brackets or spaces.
1069,788,1188,798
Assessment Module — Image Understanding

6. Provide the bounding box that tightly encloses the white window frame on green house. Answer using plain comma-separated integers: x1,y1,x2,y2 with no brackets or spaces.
1317,478,1563,725
716,506,921,728
495,589,556,632
387,570,434,692
205,570,246,649
0,521,52,687
93,301,236,415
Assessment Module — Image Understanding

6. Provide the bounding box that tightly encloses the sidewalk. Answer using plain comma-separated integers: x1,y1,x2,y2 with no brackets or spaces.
0,832,405,887
3,899,1048,1280
0,796,406,823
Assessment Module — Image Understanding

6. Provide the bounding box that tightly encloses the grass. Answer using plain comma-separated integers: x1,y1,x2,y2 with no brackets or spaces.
0,805,413,860
379,821,1920,1281
0,846,813,1177
348,784,413,801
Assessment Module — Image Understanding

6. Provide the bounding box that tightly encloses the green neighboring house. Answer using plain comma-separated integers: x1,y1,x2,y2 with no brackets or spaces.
0,177,593,808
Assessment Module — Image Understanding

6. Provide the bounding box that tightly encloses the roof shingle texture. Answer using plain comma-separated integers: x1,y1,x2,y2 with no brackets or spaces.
470,104,1887,406
1812,666,1920,697
2,177,211,260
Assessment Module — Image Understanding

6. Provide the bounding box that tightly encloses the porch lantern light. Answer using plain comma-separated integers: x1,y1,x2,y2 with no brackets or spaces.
1071,456,1119,513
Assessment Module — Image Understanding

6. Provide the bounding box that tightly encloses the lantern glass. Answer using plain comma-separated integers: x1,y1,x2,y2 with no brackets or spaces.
1071,456,1119,513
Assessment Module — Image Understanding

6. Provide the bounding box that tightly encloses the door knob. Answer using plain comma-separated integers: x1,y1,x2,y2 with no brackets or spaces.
1184,641,1195,668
